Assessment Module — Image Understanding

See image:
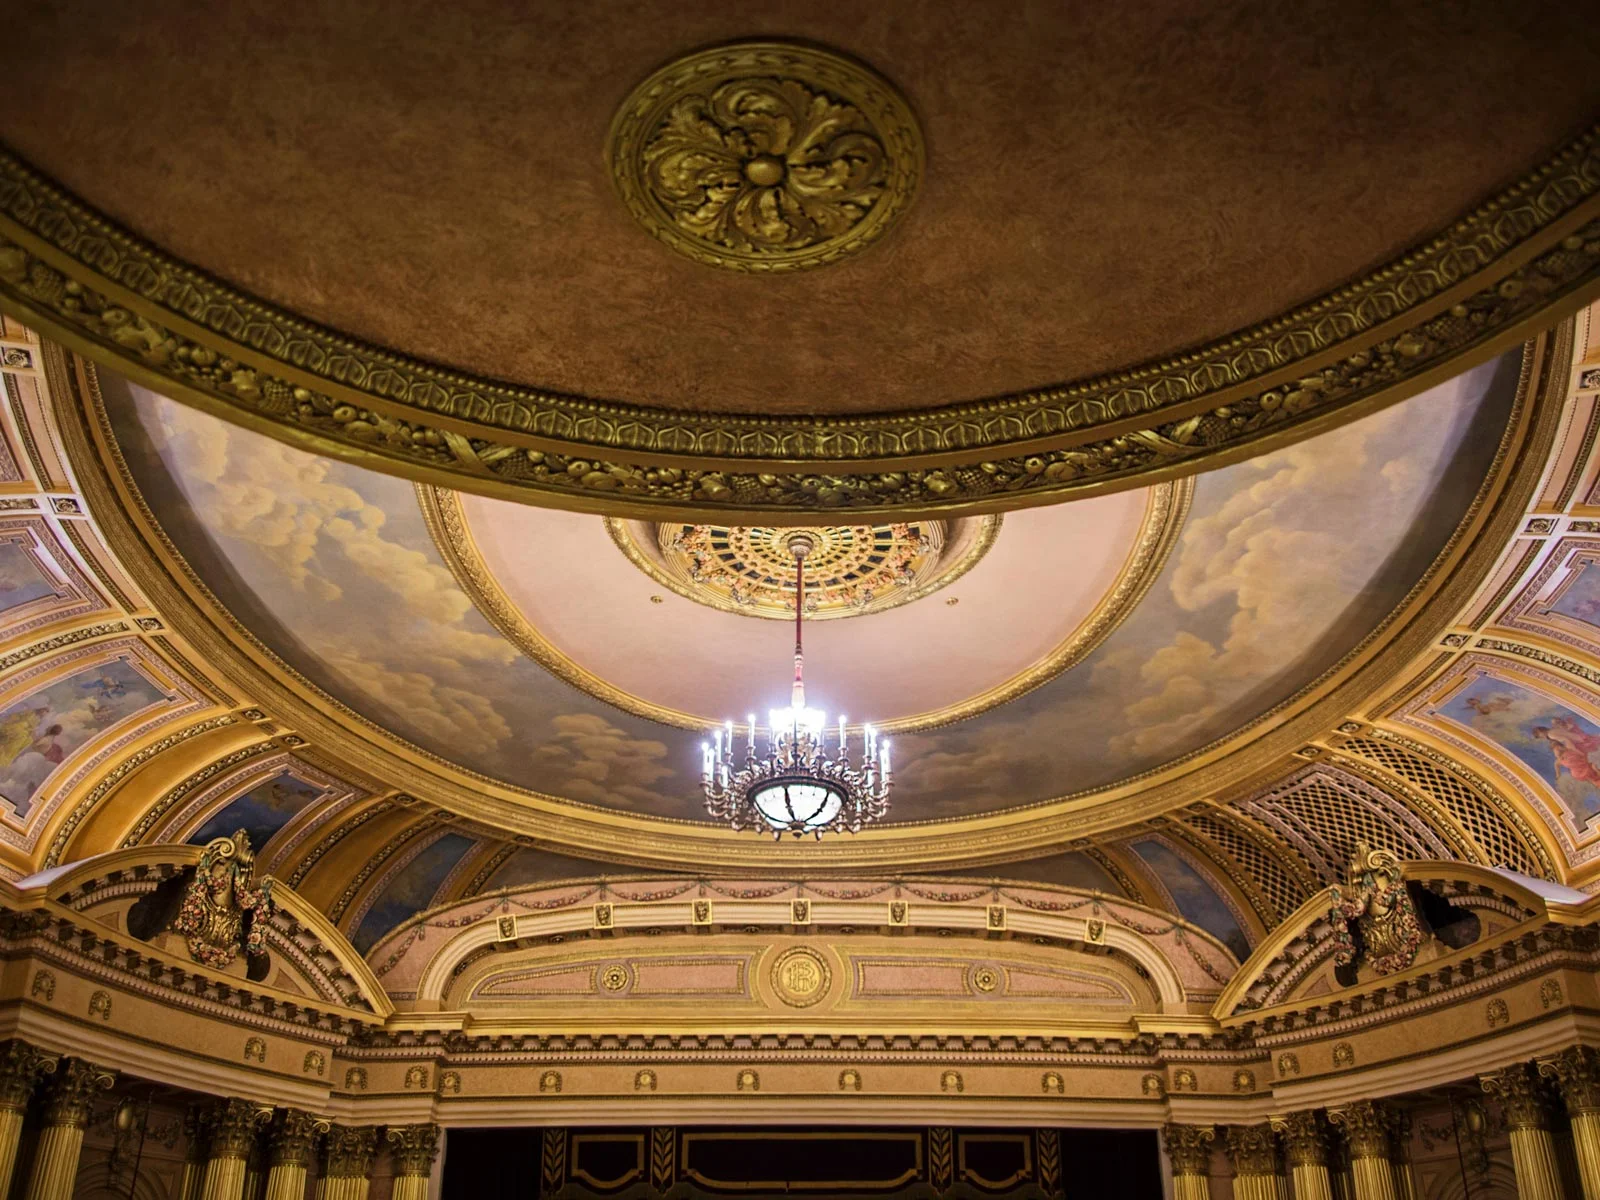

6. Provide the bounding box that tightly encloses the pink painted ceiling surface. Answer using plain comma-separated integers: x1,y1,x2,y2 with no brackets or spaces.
458,489,1151,726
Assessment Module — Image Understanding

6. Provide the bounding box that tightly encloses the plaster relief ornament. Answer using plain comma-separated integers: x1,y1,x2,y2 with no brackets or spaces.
1328,842,1425,976
608,41,922,272
174,829,274,970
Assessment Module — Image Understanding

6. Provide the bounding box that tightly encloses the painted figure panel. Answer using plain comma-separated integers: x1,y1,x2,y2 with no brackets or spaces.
1433,673,1600,824
0,659,168,817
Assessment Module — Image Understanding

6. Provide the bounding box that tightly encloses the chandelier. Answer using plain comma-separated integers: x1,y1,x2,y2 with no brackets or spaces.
702,533,893,838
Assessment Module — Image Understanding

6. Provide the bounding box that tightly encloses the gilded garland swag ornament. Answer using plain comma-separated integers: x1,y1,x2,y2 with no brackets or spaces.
1328,842,1424,976
607,41,923,271
174,830,275,969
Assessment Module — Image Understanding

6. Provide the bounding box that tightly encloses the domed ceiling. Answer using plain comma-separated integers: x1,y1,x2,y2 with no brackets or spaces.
1,3,1596,517
99,350,1519,823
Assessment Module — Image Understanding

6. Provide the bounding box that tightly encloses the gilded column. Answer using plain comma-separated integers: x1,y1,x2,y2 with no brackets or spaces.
0,1040,55,1199
319,1125,377,1200
180,1104,214,1200
1388,1111,1417,1200
1541,1046,1600,1200
264,1109,325,1200
22,1058,114,1200
1224,1124,1288,1200
1329,1102,1398,1200
1482,1062,1566,1200
201,1099,269,1200
1161,1124,1214,1200
1273,1111,1335,1200
386,1125,441,1200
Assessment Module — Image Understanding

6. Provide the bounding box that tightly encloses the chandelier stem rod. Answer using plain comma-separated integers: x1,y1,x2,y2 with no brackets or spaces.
792,547,806,710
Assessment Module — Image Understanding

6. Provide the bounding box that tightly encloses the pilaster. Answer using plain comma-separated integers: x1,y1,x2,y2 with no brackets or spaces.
22,1058,114,1200
1161,1123,1214,1200
1273,1110,1335,1200
320,1125,377,1200
1225,1123,1287,1200
1483,1062,1566,1200
387,1125,441,1200
265,1109,326,1200
0,1040,55,1200
1542,1045,1600,1200
202,1098,269,1200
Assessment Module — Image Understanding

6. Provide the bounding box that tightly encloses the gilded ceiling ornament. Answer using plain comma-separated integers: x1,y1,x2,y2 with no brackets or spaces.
607,42,921,271
615,518,994,620
1,130,1597,518
173,830,275,969
1328,842,1425,976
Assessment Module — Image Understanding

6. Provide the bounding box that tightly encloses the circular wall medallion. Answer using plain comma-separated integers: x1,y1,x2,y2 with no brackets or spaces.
970,965,1000,993
769,946,833,1008
610,518,997,620
606,41,923,271
600,963,631,992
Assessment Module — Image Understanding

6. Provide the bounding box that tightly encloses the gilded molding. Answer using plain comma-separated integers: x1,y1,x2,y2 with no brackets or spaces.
0,135,1596,516
421,478,1188,731
606,42,922,273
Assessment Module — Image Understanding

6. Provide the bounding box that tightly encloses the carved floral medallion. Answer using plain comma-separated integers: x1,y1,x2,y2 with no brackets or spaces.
607,41,922,271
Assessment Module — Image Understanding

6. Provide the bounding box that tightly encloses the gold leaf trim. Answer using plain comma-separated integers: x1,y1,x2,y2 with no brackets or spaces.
417,479,1189,732
0,136,1595,519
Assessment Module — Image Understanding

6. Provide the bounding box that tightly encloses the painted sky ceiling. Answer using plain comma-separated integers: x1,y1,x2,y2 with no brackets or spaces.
98,351,1521,824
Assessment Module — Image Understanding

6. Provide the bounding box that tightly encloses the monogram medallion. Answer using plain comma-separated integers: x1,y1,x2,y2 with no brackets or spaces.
770,946,832,1008
607,42,922,271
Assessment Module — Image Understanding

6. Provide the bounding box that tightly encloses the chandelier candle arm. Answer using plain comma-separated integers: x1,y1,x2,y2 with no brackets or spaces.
700,532,894,839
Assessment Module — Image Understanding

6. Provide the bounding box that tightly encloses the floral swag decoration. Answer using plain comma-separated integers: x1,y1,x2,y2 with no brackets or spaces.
1328,842,1425,976
174,829,275,969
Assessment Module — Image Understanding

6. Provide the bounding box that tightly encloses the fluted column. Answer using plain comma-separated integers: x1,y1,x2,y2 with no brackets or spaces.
1483,1063,1566,1200
180,1104,213,1200
1330,1102,1399,1200
22,1058,114,1200
1225,1124,1287,1200
0,1040,55,1200
201,1098,269,1200
319,1125,377,1200
1389,1111,1417,1200
386,1125,441,1200
1273,1111,1335,1200
264,1109,324,1200
1161,1124,1214,1200
1543,1046,1600,1200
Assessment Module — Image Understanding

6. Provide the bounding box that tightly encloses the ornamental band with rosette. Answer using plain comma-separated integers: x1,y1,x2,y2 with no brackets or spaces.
0,127,1598,520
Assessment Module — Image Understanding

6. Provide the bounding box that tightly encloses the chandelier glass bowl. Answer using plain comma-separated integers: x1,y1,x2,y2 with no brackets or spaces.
701,533,893,838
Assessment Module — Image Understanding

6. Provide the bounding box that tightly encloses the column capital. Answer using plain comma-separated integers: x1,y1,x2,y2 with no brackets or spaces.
1161,1123,1215,1176
323,1124,378,1178
387,1124,442,1176
206,1097,271,1159
0,1040,56,1113
1328,1100,1397,1160
1270,1110,1330,1168
1538,1045,1600,1115
38,1058,114,1128
268,1108,329,1168
1481,1062,1555,1131
1224,1123,1283,1176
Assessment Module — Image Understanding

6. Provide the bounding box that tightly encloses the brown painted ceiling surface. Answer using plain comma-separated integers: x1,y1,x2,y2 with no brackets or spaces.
2,1,1596,416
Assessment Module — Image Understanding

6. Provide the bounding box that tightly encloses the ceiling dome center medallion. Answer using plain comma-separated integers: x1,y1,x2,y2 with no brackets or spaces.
606,41,924,271
610,519,997,619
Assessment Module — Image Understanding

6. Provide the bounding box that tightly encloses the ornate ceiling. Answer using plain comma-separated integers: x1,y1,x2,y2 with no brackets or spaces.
1,5,1598,517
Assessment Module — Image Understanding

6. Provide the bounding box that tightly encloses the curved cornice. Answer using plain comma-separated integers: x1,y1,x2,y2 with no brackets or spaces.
45,320,1568,872
1,135,1599,519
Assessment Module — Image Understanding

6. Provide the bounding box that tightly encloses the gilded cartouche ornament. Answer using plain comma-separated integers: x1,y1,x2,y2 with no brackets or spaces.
607,42,922,271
